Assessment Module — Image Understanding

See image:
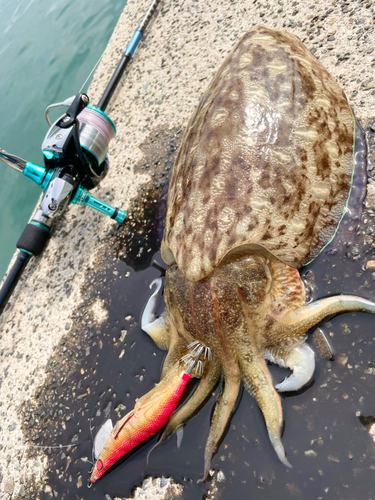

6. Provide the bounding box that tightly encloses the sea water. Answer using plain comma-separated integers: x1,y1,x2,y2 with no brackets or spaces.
0,0,126,280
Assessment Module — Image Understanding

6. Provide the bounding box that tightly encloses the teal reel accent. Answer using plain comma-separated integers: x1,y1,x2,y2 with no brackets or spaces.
23,160,126,224
30,220,50,231
23,162,54,189
71,185,126,223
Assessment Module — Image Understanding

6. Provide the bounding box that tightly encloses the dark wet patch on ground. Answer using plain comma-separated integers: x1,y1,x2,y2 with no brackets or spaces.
21,126,375,500
114,126,182,271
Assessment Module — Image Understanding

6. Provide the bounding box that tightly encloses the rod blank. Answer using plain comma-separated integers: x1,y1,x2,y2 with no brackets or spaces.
97,0,160,112
0,252,31,315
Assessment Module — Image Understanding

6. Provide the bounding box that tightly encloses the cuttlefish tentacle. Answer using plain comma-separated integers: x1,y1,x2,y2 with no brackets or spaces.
201,361,241,482
159,354,222,445
259,295,375,394
141,282,196,379
264,344,315,392
239,340,292,469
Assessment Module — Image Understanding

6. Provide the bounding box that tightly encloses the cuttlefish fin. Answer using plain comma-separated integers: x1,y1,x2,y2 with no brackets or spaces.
240,342,292,469
200,363,241,482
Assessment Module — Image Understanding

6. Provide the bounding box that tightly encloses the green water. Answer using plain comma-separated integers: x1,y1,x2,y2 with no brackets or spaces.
0,0,127,280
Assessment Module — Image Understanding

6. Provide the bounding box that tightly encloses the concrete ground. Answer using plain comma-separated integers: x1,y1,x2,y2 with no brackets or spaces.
0,0,374,498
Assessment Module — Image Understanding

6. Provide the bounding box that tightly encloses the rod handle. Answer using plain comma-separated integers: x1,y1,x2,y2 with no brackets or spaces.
17,222,50,256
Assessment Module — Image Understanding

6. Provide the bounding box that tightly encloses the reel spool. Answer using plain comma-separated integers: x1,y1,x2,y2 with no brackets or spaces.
42,94,117,190
78,105,116,177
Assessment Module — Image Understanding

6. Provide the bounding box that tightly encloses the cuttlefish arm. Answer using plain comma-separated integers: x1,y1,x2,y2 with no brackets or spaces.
264,295,375,393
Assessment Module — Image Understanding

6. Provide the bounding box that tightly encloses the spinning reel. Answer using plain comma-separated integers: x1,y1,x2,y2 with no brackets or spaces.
0,93,125,260
0,93,126,313
0,0,160,315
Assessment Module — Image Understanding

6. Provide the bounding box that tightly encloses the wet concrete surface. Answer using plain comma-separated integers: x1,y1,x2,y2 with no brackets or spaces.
21,127,375,500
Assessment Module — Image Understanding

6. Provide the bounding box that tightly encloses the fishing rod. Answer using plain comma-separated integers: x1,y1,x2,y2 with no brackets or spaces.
0,0,160,316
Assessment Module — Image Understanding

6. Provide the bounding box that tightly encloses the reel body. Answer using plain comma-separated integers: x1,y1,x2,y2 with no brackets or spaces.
0,93,126,260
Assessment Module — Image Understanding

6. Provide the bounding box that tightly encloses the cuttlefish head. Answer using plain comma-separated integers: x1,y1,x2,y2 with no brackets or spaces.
165,249,306,350
162,249,306,476
162,246,375,480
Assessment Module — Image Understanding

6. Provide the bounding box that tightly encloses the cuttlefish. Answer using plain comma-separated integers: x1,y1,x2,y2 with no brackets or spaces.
90,26,375,483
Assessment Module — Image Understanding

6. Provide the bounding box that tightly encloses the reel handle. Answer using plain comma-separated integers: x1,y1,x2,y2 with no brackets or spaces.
0,149,28,173
71,186,126,223
0,151,51,188
0,155,126,224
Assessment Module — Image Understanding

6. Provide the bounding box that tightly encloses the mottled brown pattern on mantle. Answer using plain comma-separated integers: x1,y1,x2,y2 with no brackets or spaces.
162,26,354,282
